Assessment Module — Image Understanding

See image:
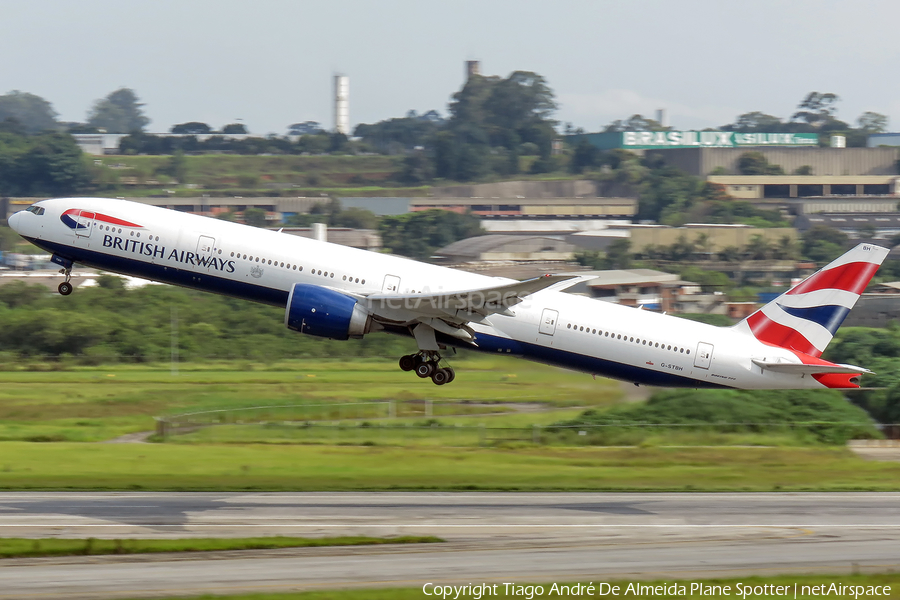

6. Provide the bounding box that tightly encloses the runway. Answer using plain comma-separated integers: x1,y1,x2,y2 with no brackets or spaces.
0,492,898,599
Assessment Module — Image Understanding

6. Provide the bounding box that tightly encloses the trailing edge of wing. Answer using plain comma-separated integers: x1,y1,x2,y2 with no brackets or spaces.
365,274,573,317
751,359,873,375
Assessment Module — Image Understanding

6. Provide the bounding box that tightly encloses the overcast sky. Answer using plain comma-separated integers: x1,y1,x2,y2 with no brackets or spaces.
2,0,898,135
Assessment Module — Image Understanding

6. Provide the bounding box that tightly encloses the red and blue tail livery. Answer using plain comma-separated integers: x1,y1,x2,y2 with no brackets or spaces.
737,244,890,357
60,208,143,231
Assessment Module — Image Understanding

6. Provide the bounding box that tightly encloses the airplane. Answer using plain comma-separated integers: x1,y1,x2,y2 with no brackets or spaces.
7,197,889,389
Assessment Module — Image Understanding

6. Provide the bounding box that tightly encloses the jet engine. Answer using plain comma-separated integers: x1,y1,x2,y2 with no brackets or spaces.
284,283,372,340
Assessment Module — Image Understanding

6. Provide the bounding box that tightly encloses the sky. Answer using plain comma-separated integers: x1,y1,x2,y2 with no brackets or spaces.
2,0,899,135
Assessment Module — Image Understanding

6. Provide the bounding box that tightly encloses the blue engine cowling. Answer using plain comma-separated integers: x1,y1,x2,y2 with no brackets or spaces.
284,283,371,340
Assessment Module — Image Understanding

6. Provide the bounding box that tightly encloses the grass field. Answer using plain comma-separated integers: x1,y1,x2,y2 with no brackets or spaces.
172,419,813,448
0,358,621,442
1,443,898,491
113,574,900,599
0,535,440,559
93,154,437,198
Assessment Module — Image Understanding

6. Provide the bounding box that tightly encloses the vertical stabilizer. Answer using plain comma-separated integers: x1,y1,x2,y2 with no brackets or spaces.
734,243,889,356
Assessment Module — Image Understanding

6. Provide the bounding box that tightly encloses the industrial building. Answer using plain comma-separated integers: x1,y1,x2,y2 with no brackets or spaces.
434,235,576,263
411,197,636,218
707,174,899,199
649,147,898,178
794,213,900,241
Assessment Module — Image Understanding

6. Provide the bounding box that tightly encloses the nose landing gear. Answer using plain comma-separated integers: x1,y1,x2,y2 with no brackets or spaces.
398,352,456,385
51,255,74,296
57,268,73,296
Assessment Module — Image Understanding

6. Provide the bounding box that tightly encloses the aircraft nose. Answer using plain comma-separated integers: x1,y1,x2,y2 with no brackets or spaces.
7,210,22,233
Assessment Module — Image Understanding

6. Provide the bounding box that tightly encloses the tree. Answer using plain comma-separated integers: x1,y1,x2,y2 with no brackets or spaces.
0,130,90,196
718,245,741,262
288,121,324,136
570,138,600,174
802,225,848,264
87,88,149,133
161,151,188,182
603,238,632,269
398,151,434,184
791,92,840,127
242,207,267,227
334,207,378,229
222,123,247,134
170,122,211,135
442,70,558,178
432,131,457,179
856,111,888,133
379,210,483,259
724,111,783,132
0,91,58,134
603,114,666,132
737,151,783,175
328,132,349,153
353,113,441,153
744,234,772,260
773,235,798,260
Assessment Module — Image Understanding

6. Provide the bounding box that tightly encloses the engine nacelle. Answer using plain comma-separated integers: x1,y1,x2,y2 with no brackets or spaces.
285,283,371,340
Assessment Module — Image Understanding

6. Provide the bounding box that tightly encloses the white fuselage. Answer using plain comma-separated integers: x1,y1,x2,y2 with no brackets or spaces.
9,198,823,389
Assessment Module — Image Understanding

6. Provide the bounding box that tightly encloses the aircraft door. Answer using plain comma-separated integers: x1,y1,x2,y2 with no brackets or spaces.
694,342,714,369
382,274,400,293
196,235,215,269
75,210,93,238
539,309,559,336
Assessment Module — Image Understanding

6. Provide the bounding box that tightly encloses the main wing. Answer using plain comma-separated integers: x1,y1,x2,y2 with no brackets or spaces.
360,274,574,344
365,274,573,320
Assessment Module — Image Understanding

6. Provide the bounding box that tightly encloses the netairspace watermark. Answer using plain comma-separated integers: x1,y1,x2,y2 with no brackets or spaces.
421,582,893,600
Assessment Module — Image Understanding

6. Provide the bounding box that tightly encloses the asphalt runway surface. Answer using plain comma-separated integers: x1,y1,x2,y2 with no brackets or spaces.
0,492,898,599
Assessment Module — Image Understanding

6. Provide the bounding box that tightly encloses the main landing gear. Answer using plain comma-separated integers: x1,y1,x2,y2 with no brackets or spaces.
399,352,456,386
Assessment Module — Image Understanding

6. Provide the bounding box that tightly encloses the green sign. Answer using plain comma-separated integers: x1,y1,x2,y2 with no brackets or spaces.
622,131,818,148
573,131,820,150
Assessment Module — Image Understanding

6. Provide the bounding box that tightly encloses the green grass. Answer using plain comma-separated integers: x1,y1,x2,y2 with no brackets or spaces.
1,443,899,491
0,535,440,559
92,155,440,197
170,407,588,446
112,574,900,599
0,358,620,442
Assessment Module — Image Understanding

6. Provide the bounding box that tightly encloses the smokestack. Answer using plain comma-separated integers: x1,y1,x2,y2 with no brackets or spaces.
333,74,349,135
465,60,481,80
656,109,667,128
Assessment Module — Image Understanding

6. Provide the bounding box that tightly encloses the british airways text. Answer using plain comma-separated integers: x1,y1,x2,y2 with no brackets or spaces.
102,235,236,272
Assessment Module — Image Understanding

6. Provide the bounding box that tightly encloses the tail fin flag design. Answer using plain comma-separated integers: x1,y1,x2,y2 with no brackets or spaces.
735,243,889,357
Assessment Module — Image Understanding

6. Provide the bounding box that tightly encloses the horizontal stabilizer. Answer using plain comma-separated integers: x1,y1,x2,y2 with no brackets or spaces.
751,359,872,375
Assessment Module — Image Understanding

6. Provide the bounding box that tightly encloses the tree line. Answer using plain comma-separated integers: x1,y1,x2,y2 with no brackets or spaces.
0,275,896,426
0,277,417,365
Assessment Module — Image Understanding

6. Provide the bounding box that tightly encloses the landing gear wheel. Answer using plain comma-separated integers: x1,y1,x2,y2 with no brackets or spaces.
444,367,455,383
431,368,451,386
399,355,416,372
415,361,434,378
58,281,73,296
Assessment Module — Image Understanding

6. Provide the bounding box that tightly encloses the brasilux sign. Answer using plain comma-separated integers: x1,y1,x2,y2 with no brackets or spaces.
572,131,820,150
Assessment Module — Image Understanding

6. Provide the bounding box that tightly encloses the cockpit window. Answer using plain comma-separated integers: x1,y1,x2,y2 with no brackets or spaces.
25,205,45,215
